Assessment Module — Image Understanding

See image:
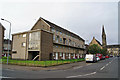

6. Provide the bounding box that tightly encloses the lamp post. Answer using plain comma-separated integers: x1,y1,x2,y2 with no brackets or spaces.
1,18,11,64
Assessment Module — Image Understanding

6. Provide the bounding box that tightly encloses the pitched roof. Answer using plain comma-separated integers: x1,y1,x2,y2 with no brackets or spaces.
90,37,102,46
106,44,120,48
0,23,6,30
40,17,85,41
95,39,102,46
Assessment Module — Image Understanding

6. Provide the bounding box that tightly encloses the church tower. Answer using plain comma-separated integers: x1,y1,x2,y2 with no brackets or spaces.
102,25,107,48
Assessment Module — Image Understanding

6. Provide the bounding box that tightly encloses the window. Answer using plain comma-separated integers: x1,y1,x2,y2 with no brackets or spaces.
69,39,71,45
22,42,26,47
66,53,68,56
71,53,73,56
63,38,66,44
56,46,58,48
53,53,55,56
56,35,59,43
60,52,62,56
66,40,68,44
56,30,59,34
53,35,55,41
23,34,26,37
60,38,62,43
12,51,17,54
60,32,62,35
51,29,55,33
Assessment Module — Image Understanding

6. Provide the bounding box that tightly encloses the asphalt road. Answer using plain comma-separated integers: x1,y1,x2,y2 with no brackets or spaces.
2,57,119,79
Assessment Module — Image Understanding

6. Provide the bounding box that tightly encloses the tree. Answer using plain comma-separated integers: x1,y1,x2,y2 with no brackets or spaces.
88,44,101,54
100,48,107,56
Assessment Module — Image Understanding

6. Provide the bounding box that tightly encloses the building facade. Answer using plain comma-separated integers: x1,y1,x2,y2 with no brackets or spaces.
0,23,5,58
3,39,12,57
89,25,107,49
12,17,85,61
107,45,120,56
89,37,102,49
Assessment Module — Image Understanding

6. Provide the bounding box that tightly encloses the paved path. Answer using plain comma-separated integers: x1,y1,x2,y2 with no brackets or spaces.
2,61,87,71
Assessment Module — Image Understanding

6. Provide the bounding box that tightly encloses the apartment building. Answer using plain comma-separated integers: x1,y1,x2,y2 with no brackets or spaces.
12,17,85,61
107,45,120,56
0,23,5,58
3,39,12,57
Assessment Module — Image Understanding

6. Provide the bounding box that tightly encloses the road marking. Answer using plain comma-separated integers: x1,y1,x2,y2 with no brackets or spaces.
106,63,109,66
100,57,115,71
100,66,105,70
0,76,11,78
87,63,92,66
66,72,96,78
73,66,83,69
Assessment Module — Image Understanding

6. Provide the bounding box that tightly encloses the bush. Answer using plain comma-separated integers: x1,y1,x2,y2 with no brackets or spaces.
2,56,11,59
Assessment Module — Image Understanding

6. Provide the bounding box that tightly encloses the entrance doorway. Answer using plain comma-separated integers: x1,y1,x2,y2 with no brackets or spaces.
28,51,39,60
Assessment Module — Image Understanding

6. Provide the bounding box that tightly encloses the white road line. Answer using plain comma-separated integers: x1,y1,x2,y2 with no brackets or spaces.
106,63,109,66
100,66,105,70
87,63,92,66
66,72,96,78
0,76,11,78
100,57,115,71
73,66,83,69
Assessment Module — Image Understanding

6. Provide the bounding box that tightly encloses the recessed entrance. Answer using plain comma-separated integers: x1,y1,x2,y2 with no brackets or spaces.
28,51,39,60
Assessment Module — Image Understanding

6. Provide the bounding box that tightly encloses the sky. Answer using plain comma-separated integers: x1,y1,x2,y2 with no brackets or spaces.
0,0,119,45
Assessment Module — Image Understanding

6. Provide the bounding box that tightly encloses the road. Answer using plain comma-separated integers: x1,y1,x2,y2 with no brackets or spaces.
2,57,119,79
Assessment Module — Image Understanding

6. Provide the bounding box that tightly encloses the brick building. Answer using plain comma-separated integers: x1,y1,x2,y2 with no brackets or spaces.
12,17,85,61
0,23,5,58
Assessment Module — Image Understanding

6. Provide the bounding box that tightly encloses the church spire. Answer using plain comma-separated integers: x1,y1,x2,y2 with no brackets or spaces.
102,25,105,35
102,25,107,48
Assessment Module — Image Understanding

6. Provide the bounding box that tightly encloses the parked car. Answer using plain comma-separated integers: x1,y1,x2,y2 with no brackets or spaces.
85,54,97,63
110,55,113,57
96,56,100,61
96,53,103,60
101,56,105,60
105,55,109,58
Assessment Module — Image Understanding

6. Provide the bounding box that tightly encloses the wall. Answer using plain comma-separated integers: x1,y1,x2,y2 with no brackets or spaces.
41,30,53,60
31,19,50,31
0,26,4,58
12,33,27,59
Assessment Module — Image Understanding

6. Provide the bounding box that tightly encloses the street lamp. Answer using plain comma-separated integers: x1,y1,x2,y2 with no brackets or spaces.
1,18,11,64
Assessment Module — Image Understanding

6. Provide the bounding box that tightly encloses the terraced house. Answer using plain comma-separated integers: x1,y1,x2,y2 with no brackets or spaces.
12,17,85,61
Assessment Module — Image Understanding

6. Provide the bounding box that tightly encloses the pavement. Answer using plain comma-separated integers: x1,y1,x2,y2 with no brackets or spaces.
2,61,88,71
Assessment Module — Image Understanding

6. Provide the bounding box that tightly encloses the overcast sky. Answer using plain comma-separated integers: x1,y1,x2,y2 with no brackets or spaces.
0,0,119,45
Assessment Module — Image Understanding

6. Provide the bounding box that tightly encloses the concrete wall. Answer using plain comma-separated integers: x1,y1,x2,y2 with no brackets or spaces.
31,19,50,31
41,30,53,60
12,33,27,59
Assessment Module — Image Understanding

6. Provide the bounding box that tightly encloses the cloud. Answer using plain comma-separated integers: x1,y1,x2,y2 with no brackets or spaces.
0,1,118,45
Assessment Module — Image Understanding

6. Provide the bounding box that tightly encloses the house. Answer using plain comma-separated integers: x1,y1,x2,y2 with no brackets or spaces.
12,17,85,61
107,44,120,56
0,23,5,58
